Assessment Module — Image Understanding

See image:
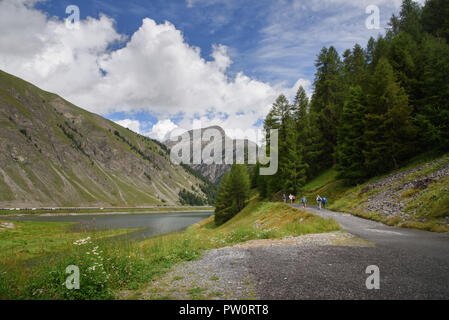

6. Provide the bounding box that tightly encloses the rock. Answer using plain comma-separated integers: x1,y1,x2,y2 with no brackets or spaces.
360,158,449,223
0,222,15,230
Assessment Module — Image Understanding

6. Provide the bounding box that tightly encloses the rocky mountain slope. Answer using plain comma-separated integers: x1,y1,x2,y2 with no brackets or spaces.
0,70,207,207
165,126,258,183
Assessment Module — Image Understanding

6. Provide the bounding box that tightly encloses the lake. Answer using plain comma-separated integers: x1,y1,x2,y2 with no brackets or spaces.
3,211,213,240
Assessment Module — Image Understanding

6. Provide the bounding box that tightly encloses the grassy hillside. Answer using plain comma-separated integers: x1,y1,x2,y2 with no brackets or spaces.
298,152,449,232
182,197,340,243
0,69,209,207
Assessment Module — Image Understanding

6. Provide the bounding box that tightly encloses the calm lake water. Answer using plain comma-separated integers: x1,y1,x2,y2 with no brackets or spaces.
3,211,213,240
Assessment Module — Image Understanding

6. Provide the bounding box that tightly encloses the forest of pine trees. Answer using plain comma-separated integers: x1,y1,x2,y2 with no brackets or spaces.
254,0,449,198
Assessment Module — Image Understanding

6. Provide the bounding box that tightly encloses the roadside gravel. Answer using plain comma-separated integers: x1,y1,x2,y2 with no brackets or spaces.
122,231,370,300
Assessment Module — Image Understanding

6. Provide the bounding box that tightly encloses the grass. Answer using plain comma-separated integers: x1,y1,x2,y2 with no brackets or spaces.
0,197,339,300
402,175,449,231
178,199,340,246
301,168,339,193
298,168,351,207
0,221,134,261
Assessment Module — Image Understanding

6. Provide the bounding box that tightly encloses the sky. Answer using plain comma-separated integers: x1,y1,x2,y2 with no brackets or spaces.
0,0,423,141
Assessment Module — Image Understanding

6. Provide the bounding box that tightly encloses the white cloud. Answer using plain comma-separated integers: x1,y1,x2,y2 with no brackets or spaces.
149,119,179,141
0,0,306,138
238,0,425,84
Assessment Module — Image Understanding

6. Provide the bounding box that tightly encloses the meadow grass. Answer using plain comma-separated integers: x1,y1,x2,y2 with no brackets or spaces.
0,220,133,261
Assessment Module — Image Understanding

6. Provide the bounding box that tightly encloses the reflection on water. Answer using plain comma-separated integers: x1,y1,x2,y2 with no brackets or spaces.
4,211,213,240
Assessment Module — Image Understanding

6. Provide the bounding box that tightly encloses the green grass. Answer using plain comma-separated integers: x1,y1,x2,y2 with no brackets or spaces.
298,168,350,207
0,221,134,261
301,168,339,193
401,175,449,231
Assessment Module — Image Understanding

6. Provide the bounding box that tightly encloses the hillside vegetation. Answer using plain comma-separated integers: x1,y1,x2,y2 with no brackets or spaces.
299,153,449,232
0,69,212,207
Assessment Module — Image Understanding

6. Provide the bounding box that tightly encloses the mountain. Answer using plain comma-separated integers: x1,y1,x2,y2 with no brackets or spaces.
164,126,259,183
0,69,209,207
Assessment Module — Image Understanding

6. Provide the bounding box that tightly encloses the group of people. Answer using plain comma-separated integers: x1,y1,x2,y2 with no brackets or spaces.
282,194,328,210
315,195,327,210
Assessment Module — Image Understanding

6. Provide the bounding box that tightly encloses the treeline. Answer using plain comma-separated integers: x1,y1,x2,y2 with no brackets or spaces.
253,0,449,199
179,189,206,206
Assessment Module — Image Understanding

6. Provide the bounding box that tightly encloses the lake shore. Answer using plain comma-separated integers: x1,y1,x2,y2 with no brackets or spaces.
0,207,215,217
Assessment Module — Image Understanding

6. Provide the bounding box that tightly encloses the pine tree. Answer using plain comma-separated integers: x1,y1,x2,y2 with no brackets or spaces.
336,86,367,184
214,173,232,225
390,0,423,39
363,58,415,175
310,46,345,167
388,32,419,105
417,33,449,150
293,86,310,187
303,111,326,178
229,164,251,212
422,0,449,41
264,94,297,196
214,165,250,225
342,44,367,88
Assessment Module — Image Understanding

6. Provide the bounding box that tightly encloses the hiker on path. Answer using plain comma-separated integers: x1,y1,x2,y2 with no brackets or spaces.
289,194,293,204
322,196,327,209
283,194,287,203
316,195,322,210
292,195,296,204
301,196,307,209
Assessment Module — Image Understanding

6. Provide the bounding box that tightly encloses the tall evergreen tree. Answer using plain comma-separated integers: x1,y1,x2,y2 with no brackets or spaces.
310,46,345,167
264,94,297,196
336,86,367,184
293,86,310,187
214,165,250,225
422,0,449,41
343,44,367,88
390,0,423,39
214,172,233,225
418,33,449,150
364,57,415,175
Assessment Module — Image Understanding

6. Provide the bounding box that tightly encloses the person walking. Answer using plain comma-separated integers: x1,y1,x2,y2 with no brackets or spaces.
292,195,296,204
283,194,287,203
316,195,322,210
322,196,327,209
289,194,293,204
301,196,307,209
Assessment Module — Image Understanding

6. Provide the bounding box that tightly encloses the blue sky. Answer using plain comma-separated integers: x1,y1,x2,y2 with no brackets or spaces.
34,0,395,83
0,0,415,140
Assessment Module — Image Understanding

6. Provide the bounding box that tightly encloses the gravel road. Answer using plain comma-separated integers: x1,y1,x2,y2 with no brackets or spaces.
127,206,449,300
